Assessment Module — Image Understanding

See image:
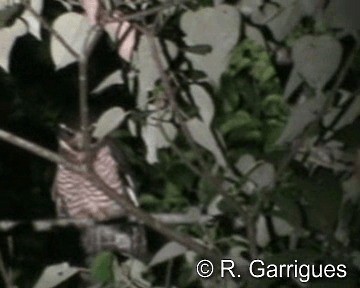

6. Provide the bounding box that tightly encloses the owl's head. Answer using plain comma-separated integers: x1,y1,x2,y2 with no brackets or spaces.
58,124,99,163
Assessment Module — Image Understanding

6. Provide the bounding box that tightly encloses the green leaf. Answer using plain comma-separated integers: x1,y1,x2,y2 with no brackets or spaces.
295,171,343,233
91,252,115,284
220,111,262,143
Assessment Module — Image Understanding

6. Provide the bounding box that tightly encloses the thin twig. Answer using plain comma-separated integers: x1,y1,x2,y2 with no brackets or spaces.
0,249,11,288
245,213,258,259
102,0,188,24
164,259,174,288
79,26,103,170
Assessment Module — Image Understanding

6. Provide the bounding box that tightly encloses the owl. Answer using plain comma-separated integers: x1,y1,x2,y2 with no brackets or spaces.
52,124,147,259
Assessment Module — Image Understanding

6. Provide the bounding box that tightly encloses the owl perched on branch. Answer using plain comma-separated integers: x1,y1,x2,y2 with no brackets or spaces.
52,124,147,259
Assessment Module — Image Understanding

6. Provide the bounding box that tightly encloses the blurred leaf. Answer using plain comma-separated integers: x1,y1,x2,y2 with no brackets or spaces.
292,35,342,90
284,69,303,99
190,84,214,126
296,171,343,233
34,262,80,288
186,118,227,167
51,12,93,69
92,70,123,94
331,94,360,131
113,259,151,288
249,162,276,190
261,94,288,119
244,24,266,47
22,0,43,39
251,2,278,25
134,36,178,108
90,252,114,284
141,107,177,164
220,111,259,135
277,94,326,145
266,0,303,41
0,3,23,28
181,5,241,86
324,0,360,31
93,107,128,139
238,0,263,17
149,241,187,266
105,20,136,62
274,192,303,228
0,19,27,72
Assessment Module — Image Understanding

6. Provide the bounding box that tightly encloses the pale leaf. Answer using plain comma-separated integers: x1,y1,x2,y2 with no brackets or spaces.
235,154,256,175
248,162,276,190
134,37,177,108
0,19,27,72
21,0,43,39
284,69,302,99
93,107,128,139
256,215,270,247
50,12,92,69
33,262,80,288
277,95,327,145
293,35,342,90
149,241,187,266
190,84,214,126
267,0,303,41
92,70,123,93
105,20,136,62
141,108,177,164
181,5,240,86
186,118,227,167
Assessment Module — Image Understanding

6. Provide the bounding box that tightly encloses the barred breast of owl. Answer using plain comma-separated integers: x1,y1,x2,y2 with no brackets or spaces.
55,144,137,221
53,127,147,260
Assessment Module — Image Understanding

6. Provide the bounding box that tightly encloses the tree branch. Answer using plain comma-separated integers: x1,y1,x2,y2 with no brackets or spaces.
0,214,213,232
79,26,103,170
0,128,249,279
0,129,81,172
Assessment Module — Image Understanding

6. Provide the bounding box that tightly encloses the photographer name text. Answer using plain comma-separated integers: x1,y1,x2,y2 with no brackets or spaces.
196,259,347,283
